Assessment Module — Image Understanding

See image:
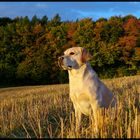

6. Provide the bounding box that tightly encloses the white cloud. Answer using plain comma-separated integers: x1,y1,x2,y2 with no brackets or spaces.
34,3,48,8
71,9,124,20
129,2,139,4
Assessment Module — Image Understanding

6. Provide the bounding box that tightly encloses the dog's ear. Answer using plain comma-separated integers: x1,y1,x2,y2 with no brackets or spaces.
81,48,92,63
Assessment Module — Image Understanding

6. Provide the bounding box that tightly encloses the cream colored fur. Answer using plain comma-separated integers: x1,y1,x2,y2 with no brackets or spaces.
58,47,117,132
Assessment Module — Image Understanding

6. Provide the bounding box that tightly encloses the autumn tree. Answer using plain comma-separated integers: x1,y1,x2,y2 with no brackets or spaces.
0,14,140,86
119,16,140,62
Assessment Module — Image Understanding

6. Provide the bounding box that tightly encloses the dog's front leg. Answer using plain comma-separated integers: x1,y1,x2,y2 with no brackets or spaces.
73,103,82,131
90,102,100,134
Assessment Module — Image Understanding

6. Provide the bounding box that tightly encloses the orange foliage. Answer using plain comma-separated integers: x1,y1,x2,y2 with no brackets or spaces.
33,24,43,34
123,17,140,36
135,47,140,60
119,36,137,48
67,22,77,38
94,21,105,41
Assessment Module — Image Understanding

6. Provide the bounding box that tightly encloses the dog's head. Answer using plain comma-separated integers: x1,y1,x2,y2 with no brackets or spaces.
58,47,92,70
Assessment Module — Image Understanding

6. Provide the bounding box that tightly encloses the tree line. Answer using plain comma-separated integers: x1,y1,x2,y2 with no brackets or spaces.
0,14,140,87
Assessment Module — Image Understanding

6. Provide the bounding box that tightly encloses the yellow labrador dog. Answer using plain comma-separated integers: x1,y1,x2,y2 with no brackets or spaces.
58,47,117,132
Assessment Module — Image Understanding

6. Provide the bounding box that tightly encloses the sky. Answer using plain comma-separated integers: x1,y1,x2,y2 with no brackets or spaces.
0,2,140,21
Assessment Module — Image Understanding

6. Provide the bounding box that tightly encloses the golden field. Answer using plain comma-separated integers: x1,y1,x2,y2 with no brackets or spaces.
0,75,140,138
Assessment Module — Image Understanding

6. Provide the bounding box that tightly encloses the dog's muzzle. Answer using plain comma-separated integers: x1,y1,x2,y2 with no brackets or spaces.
58,56,72,70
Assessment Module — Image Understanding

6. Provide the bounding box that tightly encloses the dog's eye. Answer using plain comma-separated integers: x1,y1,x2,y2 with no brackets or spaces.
69,52,75,55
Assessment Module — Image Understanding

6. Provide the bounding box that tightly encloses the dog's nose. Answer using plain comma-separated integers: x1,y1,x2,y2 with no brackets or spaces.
58,56,64,61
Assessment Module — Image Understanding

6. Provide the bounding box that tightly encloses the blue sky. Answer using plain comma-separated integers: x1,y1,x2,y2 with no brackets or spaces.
0,2,140,21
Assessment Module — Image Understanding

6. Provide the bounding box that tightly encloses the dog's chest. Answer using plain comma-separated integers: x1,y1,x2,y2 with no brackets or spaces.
70,83,92,115
69,78,86,98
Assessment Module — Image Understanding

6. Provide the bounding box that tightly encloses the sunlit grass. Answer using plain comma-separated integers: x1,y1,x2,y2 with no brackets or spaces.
0,76,140,138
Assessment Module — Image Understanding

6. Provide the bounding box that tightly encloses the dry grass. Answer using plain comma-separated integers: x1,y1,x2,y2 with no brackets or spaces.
0,75,140,138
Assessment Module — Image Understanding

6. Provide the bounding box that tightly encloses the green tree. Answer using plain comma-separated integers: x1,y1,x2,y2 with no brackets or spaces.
41,15,48,25
73,18,95,48
31,15,40,25
48,14,61,27
0,17,12,26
